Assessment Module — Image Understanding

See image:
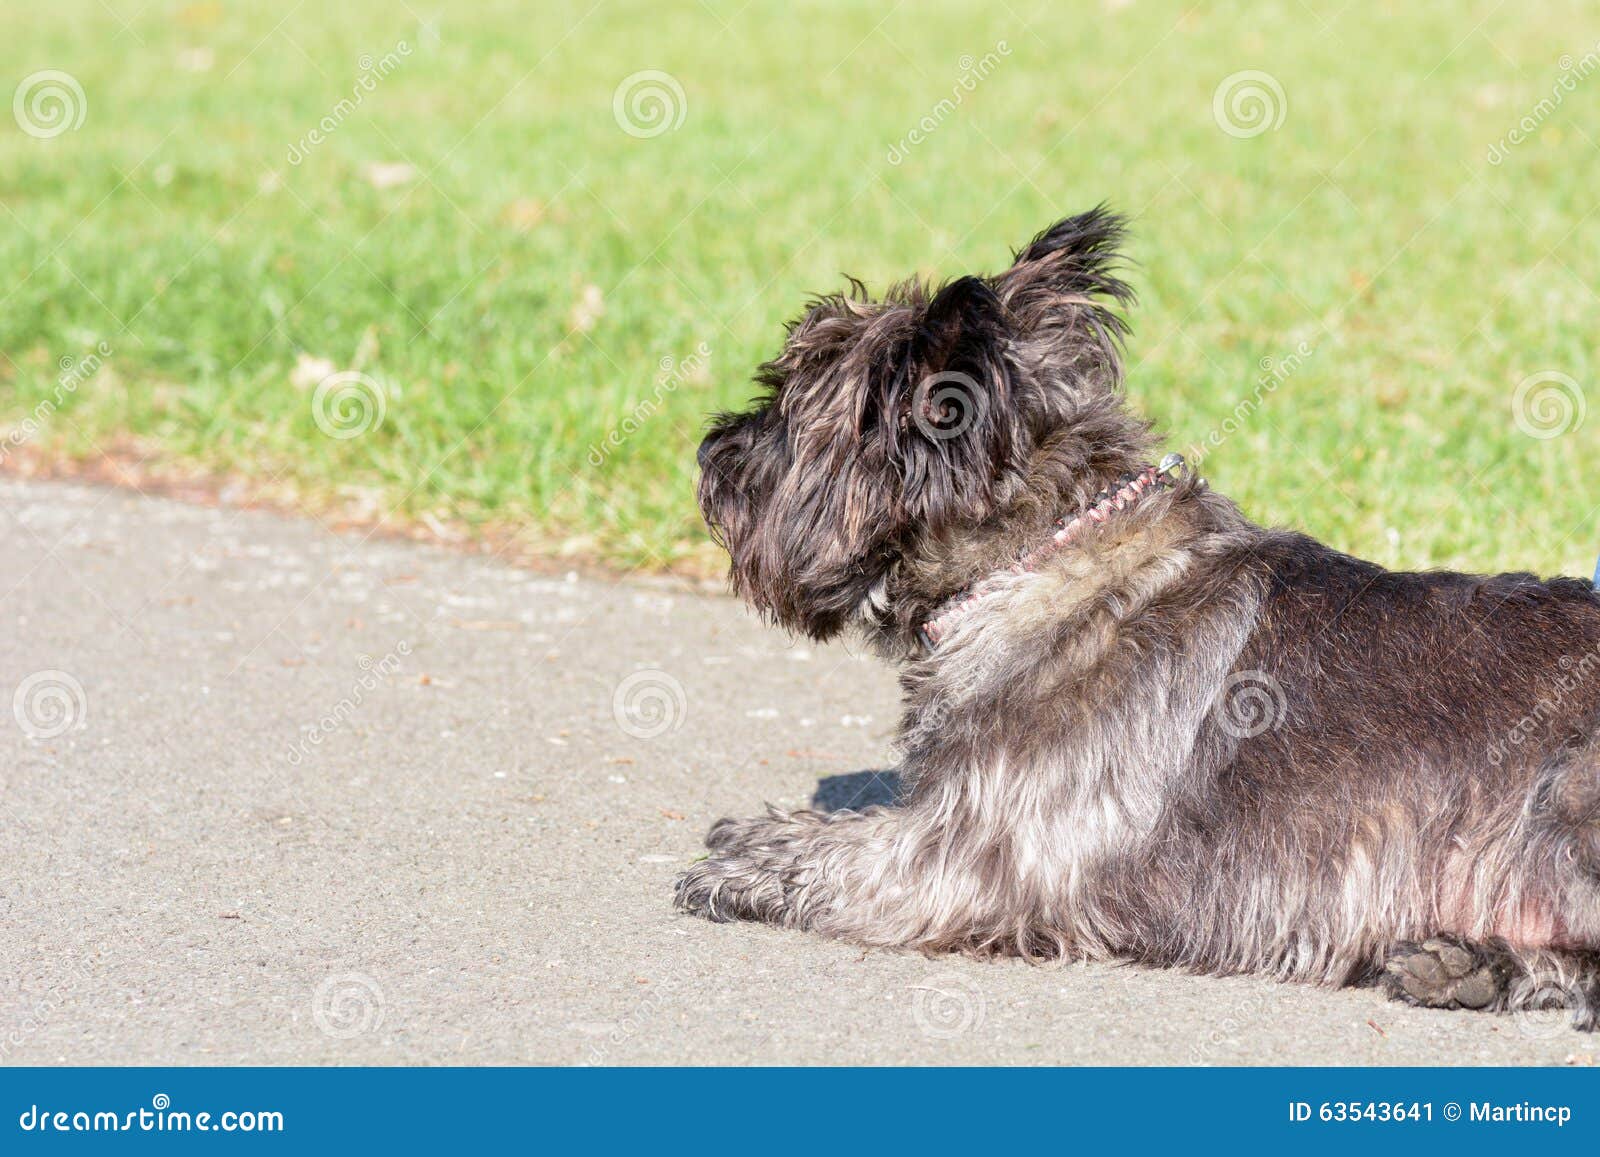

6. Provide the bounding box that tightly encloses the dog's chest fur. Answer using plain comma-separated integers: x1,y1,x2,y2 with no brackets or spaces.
891,498,1263,953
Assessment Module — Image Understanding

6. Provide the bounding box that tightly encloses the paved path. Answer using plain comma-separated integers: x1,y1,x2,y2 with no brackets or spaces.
0,477,1591,1065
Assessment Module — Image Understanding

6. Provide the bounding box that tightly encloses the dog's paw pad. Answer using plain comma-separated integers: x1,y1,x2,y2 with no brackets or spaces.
1383,937,1506,1010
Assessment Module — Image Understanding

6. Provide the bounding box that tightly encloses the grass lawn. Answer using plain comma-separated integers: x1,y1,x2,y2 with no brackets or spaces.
2,0,1597,578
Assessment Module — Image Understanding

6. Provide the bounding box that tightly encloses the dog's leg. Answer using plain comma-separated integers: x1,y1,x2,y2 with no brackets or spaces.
674,806,894,932
1381,937,1600,1029
675,803,1059,954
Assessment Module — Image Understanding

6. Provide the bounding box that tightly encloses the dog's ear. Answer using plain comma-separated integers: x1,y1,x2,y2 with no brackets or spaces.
1000,206,1134,324
995,206,1135,405
890,275,1025,531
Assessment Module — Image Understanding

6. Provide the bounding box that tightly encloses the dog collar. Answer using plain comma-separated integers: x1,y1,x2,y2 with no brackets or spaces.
917,453,1188,651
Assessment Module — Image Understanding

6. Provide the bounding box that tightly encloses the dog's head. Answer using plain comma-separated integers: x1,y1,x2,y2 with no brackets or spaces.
697,207,1152,642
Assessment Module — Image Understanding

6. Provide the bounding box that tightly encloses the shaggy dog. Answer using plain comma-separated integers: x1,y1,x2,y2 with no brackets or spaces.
676,208,1600,1028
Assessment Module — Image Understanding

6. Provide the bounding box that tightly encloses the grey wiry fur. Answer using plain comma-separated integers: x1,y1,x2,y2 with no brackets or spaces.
679,208,1600,1029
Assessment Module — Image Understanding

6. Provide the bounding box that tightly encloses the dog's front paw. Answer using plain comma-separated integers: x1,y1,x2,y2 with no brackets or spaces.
674,809,824,926
673,854,748,922
674,849,799,925
1381,937,1511,1010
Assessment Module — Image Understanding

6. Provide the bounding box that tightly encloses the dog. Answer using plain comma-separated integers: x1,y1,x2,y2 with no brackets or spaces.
676,208,1600,1029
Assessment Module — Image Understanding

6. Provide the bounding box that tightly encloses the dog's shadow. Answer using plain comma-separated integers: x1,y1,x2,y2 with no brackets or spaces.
811,769,902,812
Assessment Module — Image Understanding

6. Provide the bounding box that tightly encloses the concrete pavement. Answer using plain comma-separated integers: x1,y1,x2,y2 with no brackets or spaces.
0,476,1592,1065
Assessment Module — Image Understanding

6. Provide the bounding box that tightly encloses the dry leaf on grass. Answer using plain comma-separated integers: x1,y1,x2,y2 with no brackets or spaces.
500,198,546,231
361,161,418,190
290,353,336,391
567,284,605,334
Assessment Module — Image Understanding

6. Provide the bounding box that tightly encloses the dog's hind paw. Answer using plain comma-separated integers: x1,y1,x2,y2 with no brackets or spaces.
1381,936,1512,1011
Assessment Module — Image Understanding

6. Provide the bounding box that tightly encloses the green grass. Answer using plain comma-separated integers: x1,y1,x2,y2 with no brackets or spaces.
2,0,1598,576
